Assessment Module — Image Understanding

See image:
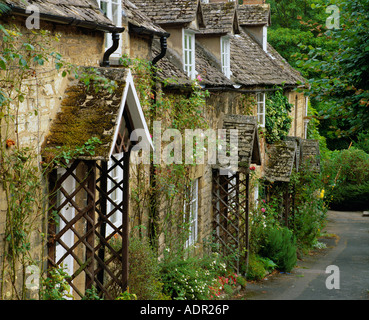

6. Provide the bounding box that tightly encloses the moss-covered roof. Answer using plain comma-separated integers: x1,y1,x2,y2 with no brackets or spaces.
215,114,261,173
301,139,321,173
42,68,130,161
237,3,271,26
130,0,202,26
199,2,239,35
264,140,297,182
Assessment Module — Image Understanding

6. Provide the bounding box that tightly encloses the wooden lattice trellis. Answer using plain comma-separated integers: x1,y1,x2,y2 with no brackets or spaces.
47,149,131,300
212,169,250,273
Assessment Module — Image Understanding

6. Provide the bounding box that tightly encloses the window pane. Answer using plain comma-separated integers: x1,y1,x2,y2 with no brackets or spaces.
100,1,108,15
112,3,119,25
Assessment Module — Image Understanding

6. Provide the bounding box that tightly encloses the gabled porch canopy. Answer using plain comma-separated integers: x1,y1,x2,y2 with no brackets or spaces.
264,140,298,183
43,67,152,161
43,67,152,300
215,114,261,173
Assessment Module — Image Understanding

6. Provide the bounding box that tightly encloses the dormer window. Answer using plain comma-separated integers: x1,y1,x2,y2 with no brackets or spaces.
98,0,122,57
183,30,196,79
257,92,266,127
221,36,231,79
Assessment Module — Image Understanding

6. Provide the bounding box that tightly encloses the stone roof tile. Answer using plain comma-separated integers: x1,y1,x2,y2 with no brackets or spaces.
5,0,118,31
124,0,168,35
230,30,304,86
237,4,271,26
130,0,200,26
199,2,239,35
264,140,297,182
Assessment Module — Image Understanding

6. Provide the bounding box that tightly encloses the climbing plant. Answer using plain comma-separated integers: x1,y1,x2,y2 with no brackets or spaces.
265,88,293,144
0,22,116,299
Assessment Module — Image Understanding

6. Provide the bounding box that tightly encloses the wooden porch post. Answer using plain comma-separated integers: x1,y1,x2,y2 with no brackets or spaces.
85,160,97,290
97,160,108,288
245,173,250,269
283,186,290,228
122,147,132,292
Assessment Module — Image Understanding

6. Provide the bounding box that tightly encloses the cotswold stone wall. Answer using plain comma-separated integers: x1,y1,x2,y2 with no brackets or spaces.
288,90,308,139
194,88,308,249
0,16,105,299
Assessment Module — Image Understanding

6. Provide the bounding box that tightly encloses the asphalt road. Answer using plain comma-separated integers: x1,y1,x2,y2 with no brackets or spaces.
241,210,369,300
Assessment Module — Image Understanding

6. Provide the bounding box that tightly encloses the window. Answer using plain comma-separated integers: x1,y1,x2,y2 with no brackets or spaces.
184,179,199,248
98,0,122,57
183,30,196,79
221,36,231,79
256,92,265,127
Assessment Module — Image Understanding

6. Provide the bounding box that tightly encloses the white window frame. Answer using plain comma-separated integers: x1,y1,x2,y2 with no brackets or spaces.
221,36,231,79
106,152,124,236
262,25,268,53
183,29,196,80
256,92,266,127
184,179,199,248
98,0,122,57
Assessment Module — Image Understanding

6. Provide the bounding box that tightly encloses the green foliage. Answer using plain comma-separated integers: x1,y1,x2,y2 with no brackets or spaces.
322,147,369,210
259,226,297,272
159,253,227,300
264,88,293,144
41,266,73,300
246,254,267,281
329,182,369,211
353,130,369,154
82,286,103,300
296,0,369,139
128,236,170,300
291,168,327,251
115,291,138,300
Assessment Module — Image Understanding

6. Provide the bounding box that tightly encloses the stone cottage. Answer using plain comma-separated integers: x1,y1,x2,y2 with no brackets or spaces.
0,0,157,299
0,0,319,299
130,0,313,270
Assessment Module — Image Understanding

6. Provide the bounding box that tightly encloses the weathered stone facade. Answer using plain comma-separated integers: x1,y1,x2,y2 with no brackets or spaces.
0,0,317,299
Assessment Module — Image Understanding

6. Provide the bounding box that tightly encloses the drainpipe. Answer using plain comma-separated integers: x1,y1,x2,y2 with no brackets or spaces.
152,36,168,66
148,35,168,249
101,32,121,67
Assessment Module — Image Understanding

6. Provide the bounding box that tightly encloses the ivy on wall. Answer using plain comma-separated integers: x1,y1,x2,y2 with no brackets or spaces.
265,88,293,144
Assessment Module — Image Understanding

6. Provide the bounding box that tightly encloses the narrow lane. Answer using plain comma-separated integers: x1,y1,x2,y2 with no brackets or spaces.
242,211,369,300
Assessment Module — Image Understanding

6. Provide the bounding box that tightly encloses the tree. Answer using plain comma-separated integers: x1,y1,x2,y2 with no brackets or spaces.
266,0,336,76
296,0,369,142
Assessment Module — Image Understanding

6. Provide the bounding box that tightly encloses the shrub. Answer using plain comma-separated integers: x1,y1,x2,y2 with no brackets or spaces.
329,181,369,211
128,237,170,300
245,254,267,280
323,147,369,210
259,227,297,272
245,254,277,281
159,253,227,300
